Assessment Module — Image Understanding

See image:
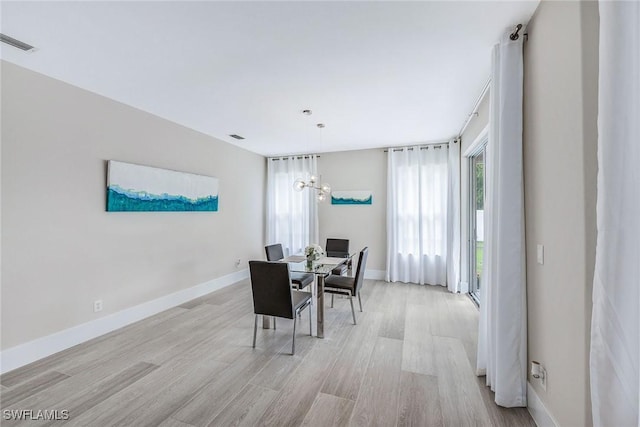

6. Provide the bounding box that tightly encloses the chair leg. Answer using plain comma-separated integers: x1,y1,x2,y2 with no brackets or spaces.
308,304,312,335
252,314,258,348
331,294,334,308
273,317,276,330
349,297,357,325
292,315,297,355
358,292,363,312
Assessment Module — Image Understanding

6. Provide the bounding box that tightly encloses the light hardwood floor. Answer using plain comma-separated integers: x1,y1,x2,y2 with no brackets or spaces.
0,280,535,426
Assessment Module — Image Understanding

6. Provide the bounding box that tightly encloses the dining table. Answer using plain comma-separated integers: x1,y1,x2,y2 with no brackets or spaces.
262,254,352,339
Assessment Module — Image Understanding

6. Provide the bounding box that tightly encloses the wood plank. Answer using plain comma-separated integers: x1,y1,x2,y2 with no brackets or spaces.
404,282,435,306
259,344,338,427
300,393,354,427
157,418,195,427
402,303,437,376
207,384,277,427
427,291,460,339
358,280,386,312
402,336,436,376
404,302,433,341
0,371,70,407
349,337,403,427
248,321,316,391
432,336,492,427
443,293,480,369
397,371,443,427
322,303,358,348
178,298,207,309
321,311,382,400
65,356,229,427
7,362,160,427
171,349,279,426
378,283,407,340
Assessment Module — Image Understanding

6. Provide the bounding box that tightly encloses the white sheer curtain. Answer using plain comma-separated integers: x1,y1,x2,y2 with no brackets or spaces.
266,156,319,256
446,140,461,292
590,2,640,426
476,31,527,408
386,145,448,286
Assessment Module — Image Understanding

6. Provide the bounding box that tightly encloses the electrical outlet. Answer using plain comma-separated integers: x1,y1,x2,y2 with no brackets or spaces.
93,300,103,313
531,361,547,392
537,244,544,265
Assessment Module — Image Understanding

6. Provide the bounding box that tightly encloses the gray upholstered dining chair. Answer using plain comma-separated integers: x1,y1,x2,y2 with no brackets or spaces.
264,244,314,290
249,261,312,355
324,247,368,325
325,238,350,276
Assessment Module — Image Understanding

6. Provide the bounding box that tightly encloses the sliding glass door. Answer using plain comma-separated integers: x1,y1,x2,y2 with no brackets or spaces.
469,146,486,303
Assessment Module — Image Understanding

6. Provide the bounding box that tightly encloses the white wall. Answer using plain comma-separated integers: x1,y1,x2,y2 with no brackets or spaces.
317,149,386,274
523,1,598,426
1,61,266,350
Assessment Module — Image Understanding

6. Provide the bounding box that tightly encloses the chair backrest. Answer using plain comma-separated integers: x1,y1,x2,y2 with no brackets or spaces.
249,261,294,319
326,238,349,258
353,247,369,294
265,243,285,261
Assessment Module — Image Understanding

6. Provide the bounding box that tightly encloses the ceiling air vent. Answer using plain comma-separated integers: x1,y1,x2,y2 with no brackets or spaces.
0,33,36,52
229,134,245,140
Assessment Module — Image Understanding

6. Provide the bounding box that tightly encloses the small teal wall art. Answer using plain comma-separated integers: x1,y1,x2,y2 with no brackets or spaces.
107,161,219,212
331,190,373,205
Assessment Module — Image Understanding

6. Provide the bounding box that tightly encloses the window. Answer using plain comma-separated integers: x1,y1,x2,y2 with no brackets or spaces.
386,146,448,285
267,156,318,255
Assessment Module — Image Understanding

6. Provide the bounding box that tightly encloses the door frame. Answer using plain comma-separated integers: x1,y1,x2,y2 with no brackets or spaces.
468,143,486,303
461,125,488,304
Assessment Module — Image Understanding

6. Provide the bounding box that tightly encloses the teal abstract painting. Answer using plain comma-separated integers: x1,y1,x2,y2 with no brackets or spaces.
107,161,219,212
331,190,372,205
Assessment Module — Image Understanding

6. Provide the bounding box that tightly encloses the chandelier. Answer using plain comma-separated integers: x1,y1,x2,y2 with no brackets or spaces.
293,115,331,202
294,175,331,201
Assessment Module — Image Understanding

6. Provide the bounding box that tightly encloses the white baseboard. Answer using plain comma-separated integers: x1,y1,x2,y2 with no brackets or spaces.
527,382,559,427
0,269,249,375
364,269,386,280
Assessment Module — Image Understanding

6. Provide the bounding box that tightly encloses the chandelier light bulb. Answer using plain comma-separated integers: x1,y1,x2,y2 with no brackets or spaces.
293,178,306,191
317,192,326,202
309,175,317,184
321,183,331,193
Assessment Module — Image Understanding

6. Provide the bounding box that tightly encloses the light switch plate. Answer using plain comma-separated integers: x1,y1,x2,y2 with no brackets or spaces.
537,244,544,265
93,300,103,313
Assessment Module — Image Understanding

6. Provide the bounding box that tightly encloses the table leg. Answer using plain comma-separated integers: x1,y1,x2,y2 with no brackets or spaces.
317,274,325,338
262,315,271,329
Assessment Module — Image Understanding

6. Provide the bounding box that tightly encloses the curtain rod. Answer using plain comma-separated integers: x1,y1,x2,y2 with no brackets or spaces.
383,140,456,152
457,77,491,137
269,155,321,161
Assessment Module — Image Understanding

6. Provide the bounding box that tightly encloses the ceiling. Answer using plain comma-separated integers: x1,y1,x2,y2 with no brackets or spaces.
0,1,539,156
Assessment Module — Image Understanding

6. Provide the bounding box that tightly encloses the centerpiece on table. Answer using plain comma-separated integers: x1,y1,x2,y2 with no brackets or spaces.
305,244,324,268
